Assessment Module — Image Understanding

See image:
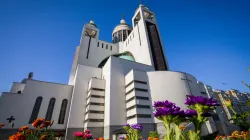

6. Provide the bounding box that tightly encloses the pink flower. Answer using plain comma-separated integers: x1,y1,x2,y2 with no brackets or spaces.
94,138,99,140
84,133,92,138
85,129,91,134
74,132,84,137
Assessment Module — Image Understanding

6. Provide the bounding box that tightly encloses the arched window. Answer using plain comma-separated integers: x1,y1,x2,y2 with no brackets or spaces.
58,99,68,124
45,98,56,121
29,96,43,123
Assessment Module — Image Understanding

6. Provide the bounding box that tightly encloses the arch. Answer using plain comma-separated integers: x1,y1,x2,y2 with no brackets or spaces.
29,96,43,123
98,51,135,68
45,98,56,121
58,99,68,124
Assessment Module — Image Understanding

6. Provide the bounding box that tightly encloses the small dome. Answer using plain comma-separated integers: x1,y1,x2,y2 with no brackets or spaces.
112,18,132,34
87,20,97,28
119,55,135,61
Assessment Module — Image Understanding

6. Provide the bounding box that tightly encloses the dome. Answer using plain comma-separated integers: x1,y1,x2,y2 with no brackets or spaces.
118,55,135,61
87,20,97,28
112,19,132,34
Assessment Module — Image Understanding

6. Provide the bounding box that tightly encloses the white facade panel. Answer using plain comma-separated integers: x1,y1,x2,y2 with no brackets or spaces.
10,82,26,93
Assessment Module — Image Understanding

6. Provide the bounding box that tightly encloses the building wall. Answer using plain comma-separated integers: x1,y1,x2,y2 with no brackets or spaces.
77,35,118,68
68,46,80,85
10,82,26,93
0,80,73,129
67,64,102,129
102,56,154,139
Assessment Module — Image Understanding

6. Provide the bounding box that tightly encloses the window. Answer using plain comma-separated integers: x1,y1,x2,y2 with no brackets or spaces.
102,43,103,48
97,42,99,47
201,92,206,95
17,91,21,94
29,97,43,123
45,98,56,121
106,44,108,49
110,46,112,51
58,99,68,124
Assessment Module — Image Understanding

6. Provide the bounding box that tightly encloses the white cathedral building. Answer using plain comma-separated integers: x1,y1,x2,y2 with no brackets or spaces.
0,4,217,140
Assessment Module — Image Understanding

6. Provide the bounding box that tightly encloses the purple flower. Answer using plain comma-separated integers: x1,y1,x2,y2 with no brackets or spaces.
185,109,198,117
123,124,130,127
154,100,175,108
131,124,143,131
185,96,219,106
119,136,125,139
153,100,185,118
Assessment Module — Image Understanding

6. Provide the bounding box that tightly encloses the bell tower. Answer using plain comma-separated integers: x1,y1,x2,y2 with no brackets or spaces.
132,4,170,71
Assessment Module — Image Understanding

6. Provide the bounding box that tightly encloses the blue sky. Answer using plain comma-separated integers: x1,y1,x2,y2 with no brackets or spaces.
0,0,249,95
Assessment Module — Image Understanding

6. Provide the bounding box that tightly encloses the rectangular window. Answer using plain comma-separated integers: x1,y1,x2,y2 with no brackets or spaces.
85,110,104,114
97,42,99,47
125,88,148,95
126,96,149,103
110,46,112,50
126,105,150,111
125,80,147,88
201,92,206,95
127,114,151,120
102,43,103,48
106,44,108,49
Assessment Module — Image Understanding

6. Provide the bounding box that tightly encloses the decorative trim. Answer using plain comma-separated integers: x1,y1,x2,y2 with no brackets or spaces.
126,105,150,111
127,114,151,120
126,96,149,103
125,80,147,88
125,88,148,95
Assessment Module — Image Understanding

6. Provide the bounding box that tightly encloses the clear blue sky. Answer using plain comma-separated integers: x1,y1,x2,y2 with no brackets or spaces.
0,0,249,95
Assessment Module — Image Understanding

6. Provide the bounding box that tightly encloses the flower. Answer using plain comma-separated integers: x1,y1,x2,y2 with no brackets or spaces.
0,124,5,128
123,124,130,127
148,137,153,140
131,124,143,131
19,126,29,131
40,135,47,140
83,133,92,138
85,129,91,134
185,96,219,106
185,109,197,117
99,137,104,140
179,126,185,130
153,100,185,118
225,99,232,108
9,132,26,140
74,132,84,137
119,135,125,139
32,118,44,128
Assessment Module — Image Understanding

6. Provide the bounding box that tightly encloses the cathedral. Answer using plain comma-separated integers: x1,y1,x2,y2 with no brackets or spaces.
0,4,217,140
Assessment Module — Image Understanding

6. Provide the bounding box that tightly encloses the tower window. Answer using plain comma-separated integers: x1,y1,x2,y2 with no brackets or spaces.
110,46,112,50
45,98,56,121
102,43,103,48
17,91,21,94
29,97,43,123
97,42,99,47
106,44,108,49
58,99,68,124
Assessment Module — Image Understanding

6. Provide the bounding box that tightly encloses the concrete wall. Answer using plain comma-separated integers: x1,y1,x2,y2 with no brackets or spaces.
77,34,118,68
10,82,26,93
147,71,217,135
66,64,102,129
0,80,73,129
102,57,154,139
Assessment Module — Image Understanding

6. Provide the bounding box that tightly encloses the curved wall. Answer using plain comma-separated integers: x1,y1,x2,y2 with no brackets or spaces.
147,71,201,123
